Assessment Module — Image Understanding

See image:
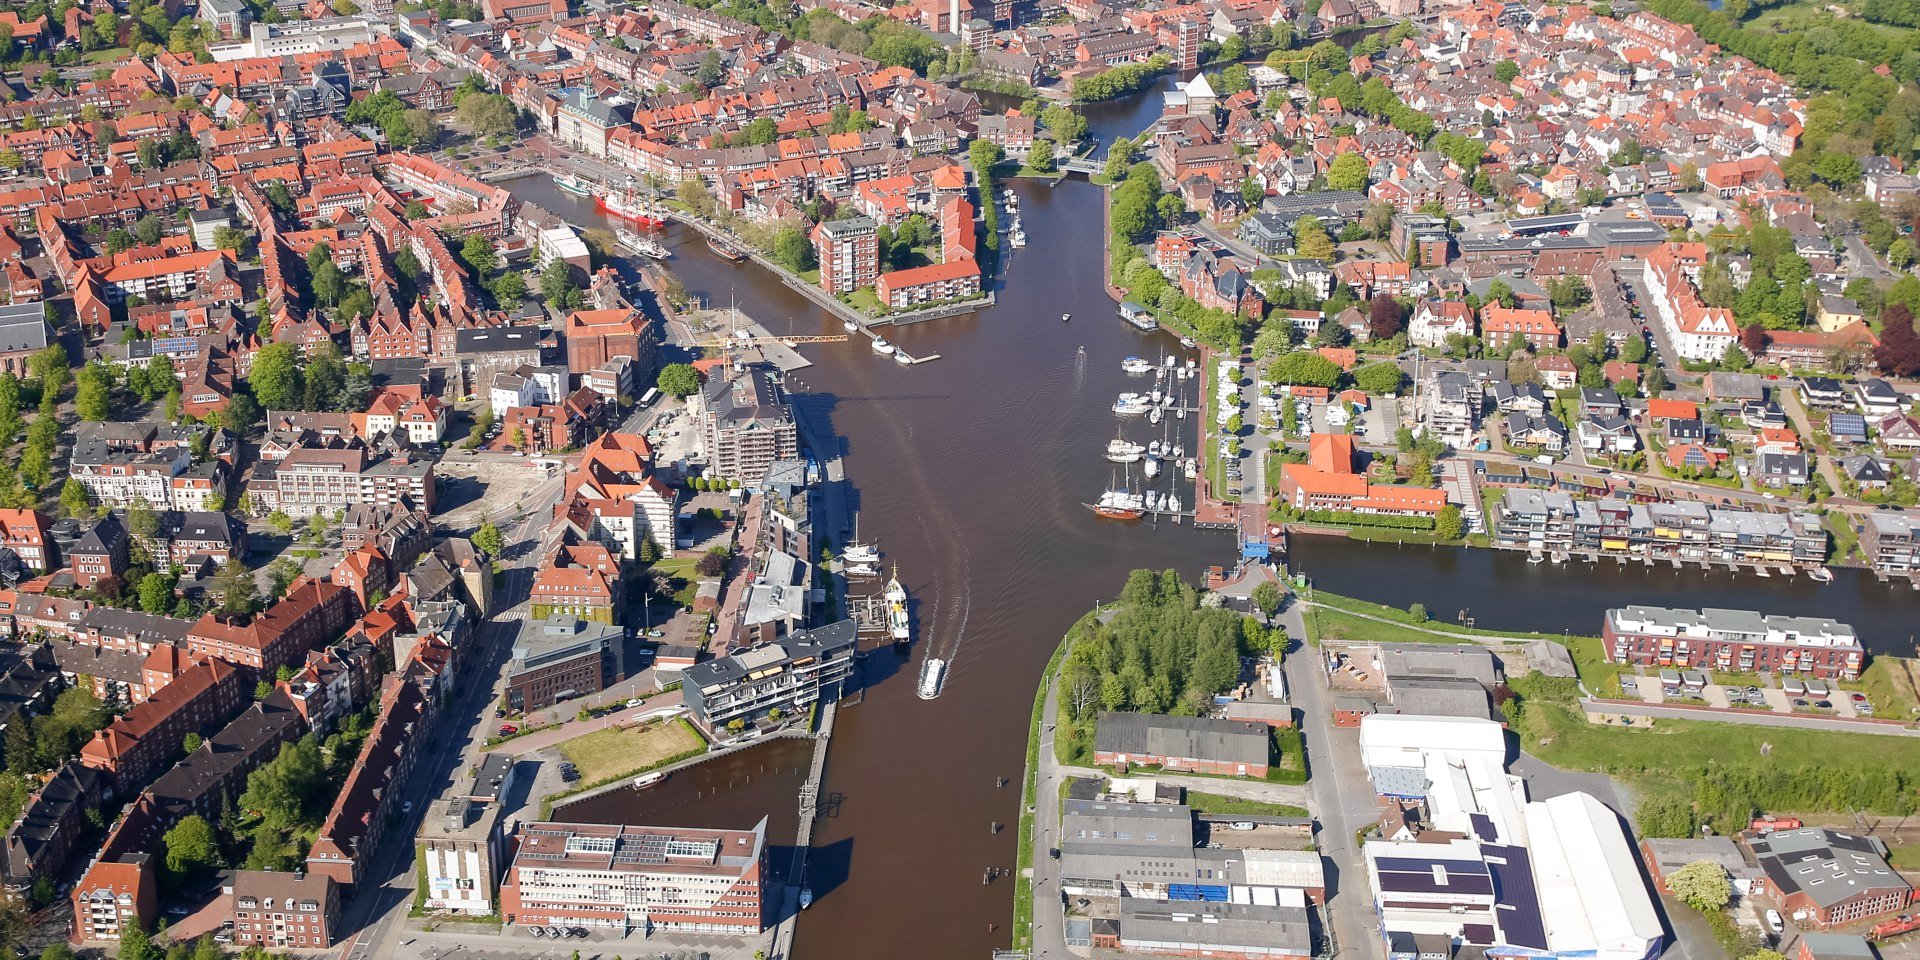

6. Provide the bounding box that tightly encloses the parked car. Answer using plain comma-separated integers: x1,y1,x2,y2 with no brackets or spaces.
499,724,519,735
1766,909,1785,935
1851,692,1869,702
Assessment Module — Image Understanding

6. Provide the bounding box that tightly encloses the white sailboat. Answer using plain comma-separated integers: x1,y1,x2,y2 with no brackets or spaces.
1113,393,1150,415
843,541,881,564
1106,432,1146,463
1121,356,1154,375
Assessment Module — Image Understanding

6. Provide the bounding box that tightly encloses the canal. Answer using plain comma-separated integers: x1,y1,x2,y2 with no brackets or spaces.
508,75,1920,960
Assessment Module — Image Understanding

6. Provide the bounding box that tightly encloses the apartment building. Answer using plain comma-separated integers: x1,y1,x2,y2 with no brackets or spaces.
228,869,340,949
693,364,799,485
1862,511,1920,576
499,819,768,934
249,445,436,517
812,215,878,295
78,658,246,792
306,661,440,889
1420,371,1481,448
528,540,622,624
1602,605,1865,679
681,620,855,734
186,578,355,682
3,762,107,896
1491,491,1827,569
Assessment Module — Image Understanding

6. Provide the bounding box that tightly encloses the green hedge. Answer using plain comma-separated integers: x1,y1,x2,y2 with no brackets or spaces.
1297,509,1436,530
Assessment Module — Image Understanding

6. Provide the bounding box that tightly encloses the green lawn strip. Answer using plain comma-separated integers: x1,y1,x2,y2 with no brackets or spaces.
1310,590,1591,643
1517,698,1920,782
1183,790,1308,818
1307,606,1477,646
1823,511,1860,564
1891,845,1920,870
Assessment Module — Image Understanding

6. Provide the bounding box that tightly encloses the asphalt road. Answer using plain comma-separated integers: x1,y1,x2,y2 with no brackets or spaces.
1279,601,1383,960
338,486,564,960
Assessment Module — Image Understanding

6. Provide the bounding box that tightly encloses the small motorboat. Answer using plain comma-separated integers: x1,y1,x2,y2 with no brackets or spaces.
894,350,912,364
1062,313,1071,322
871,338,896,355
800,888,815,909
845,563,880,578
1122,356,1154,375
633,772,667,789
842,319,859,332
1180,336,1197,349
1809,566,1834,582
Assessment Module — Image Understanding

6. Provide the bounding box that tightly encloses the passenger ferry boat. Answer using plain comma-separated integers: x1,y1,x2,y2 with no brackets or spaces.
917,657,947,700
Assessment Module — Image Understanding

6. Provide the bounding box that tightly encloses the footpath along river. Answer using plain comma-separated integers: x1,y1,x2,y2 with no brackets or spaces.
509,76,1920,960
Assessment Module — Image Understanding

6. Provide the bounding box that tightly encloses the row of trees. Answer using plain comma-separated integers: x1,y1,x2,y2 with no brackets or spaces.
1072,54,1174,103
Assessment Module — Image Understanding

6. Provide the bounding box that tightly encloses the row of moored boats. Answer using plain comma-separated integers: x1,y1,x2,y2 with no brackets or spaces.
1090,353,1198,520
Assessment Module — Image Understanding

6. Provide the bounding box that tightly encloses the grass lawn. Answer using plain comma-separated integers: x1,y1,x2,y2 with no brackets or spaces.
1307,606,1477,646
1183,790,1308,818
1310,590,1591,644
1823,511,1860,564
845,287,883,315
556,717,706,784
83,47,132,63
1892,845,1920,871
1568,634,1626,696
649,555,701,606
1516,698,1920,785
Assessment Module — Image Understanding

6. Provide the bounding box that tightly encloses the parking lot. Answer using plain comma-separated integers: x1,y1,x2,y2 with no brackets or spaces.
1622,670,1873,718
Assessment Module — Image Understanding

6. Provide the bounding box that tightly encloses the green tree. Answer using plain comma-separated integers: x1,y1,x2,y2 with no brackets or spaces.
472,519,505,559
59,478,89,518
772,226,815,273
1267,351,1343,388
162,814,223,882
116,923,160,960
460,233,499,277
137,572,173,614
1353,363,1404,394
74,361,111,421
1434,505,1464,540
1890,238,1916,271
1293,215,1334,260
1251,581,1283,618
1327,152,1370,191
211,225,247,253
217,556,257,615
1028,138,1056,173
1494,59,1520,83
657,363,701,398
1668,859,1732,912
250,342,302,409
